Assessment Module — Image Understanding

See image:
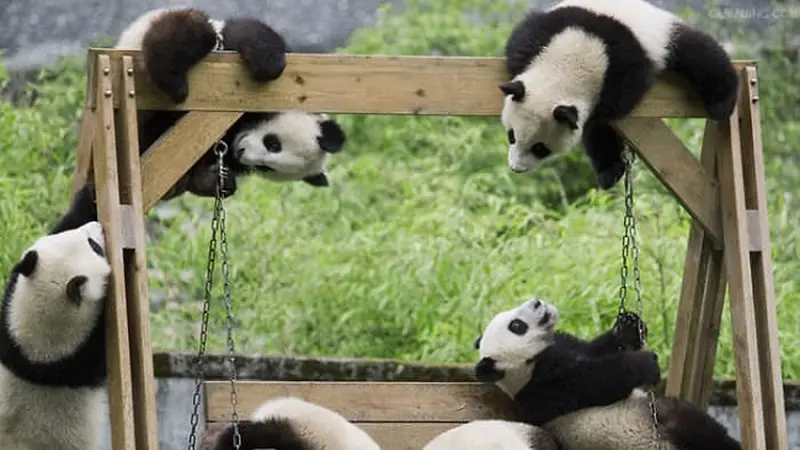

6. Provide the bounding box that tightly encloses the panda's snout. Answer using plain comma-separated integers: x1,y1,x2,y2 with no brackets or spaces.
235,147,245,160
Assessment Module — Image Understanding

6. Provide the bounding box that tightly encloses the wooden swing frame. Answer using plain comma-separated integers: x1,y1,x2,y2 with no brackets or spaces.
72,49,788,450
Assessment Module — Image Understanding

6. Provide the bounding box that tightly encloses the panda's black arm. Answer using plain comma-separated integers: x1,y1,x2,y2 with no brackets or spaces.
555,312,648,357
49,183,98,235
514,349,660,425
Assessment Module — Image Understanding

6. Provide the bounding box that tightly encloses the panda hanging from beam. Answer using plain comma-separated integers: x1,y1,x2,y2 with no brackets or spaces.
499,0,739,189
473,297,742,450
52,7,348,234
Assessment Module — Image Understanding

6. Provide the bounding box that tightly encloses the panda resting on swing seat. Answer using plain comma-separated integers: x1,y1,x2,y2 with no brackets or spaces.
499,0,739,189
473,297,741,450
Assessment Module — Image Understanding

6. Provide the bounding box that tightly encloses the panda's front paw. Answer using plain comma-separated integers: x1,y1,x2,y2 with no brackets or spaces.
158,79,189,104
612,312,648,350
596,160,625,189
629,350,661,386
705,95,737,121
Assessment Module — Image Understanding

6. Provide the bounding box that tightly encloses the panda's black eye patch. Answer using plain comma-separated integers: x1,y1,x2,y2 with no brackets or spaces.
262,134,282,153
508,318,528,335
507,129,516,144
530,143,552,159
87,238,104,257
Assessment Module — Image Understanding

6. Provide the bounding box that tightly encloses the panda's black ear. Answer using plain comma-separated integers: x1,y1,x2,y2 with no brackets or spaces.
318,120,346,153
499,80,525,102
303,173,330,187
66,275,88,306
473,334,482,350
13,251,38,277
553,104,579,130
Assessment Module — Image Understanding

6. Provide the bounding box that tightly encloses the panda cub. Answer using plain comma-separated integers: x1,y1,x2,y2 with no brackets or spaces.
52,7,348,234
0,221,111,450
51,109,346,234
474,298,741,450
205,396,380,450
422,420,558,450
500,0,739,189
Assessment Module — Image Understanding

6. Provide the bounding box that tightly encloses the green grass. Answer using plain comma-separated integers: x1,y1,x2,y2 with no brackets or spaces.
0,0,798,381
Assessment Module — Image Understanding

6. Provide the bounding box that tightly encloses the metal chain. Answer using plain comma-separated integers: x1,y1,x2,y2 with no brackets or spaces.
615,149,659,428
185,141,241,450
214,142,243,450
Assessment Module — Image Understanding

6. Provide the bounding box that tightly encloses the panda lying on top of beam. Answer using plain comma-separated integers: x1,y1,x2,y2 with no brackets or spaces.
0,222,111,450
499,0,739,189
51,7,348,234
474,298,741,450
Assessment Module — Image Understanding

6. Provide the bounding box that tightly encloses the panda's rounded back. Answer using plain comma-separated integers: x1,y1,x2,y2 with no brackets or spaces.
4,221,110,365
423,420,558,450
543,394,676,450
250,397,380,450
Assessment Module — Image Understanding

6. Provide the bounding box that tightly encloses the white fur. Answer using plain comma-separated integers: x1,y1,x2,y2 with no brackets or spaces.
477,298,558,397
423,420,552,450
250,397,380,450
115,7,174,49
503,28,607,173
0,221,111,450
232,111,333,182
502,0,682,173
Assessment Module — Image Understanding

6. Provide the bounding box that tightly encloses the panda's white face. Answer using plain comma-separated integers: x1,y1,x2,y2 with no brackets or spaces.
500,27,608,174
232,111,345,183
474,298,559,396
7,221,111,364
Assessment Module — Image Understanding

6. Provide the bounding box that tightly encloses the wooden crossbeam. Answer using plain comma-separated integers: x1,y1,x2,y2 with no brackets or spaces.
86,50,752,118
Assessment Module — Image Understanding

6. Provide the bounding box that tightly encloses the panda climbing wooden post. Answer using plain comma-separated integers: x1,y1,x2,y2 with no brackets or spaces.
85,52,161,450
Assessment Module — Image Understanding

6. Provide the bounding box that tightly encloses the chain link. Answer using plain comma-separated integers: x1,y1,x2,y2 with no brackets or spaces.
185,140,241,450
615,149,659,429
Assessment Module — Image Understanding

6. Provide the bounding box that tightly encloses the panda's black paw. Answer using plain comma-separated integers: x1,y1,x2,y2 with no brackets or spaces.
612,311,648,350
596,160,625,189
158,80,190,104
629,350,661,386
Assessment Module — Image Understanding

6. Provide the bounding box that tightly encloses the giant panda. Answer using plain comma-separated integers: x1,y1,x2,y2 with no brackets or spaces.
499,0,739,189
473,297,742,450
0,221,111,450
204,396,381,450
51,7,347,234
422,419,558,450
51,109,346,234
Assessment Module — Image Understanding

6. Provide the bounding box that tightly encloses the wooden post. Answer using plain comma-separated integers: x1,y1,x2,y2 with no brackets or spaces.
89,53,160,450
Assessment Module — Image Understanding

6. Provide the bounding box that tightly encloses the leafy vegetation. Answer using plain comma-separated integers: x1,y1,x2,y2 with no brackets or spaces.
0,0,797,380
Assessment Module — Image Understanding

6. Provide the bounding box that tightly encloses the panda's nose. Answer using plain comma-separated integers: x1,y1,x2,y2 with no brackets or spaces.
532,299,542,309
235,147,245,159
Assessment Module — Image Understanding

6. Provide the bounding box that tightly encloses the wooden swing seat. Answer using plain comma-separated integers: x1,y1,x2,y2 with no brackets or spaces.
203,381,515,449
76,49,788,450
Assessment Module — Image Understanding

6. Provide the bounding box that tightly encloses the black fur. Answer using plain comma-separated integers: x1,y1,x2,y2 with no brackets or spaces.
504,3,738,188
318,119,347,153
475,310,740,449
222,17,289,82
212,418,314,450
302,173,330,187
0,255,107,388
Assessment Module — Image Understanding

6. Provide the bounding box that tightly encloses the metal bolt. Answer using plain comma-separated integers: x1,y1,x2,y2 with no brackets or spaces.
750,78,757,86
752,96,759,103
127,67,134,76
104,90,112,97
103,67,110,75
128,90,135,98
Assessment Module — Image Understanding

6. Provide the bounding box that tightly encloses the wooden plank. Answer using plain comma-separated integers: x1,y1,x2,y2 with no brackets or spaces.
71,107,96,198
717,84,767,450
116,55,160,450
204,382,515,422
694,248,727,409
91,54,137,450
614,117,722,245
203,421,460,450
86,49,752,118
738,66,789,450
139,111,242,212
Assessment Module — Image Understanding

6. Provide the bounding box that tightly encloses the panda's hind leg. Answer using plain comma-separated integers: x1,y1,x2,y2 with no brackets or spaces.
141,9,217,104
656,397,742,450
222,18,288,83
582,120,626,190
665,24,739,121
